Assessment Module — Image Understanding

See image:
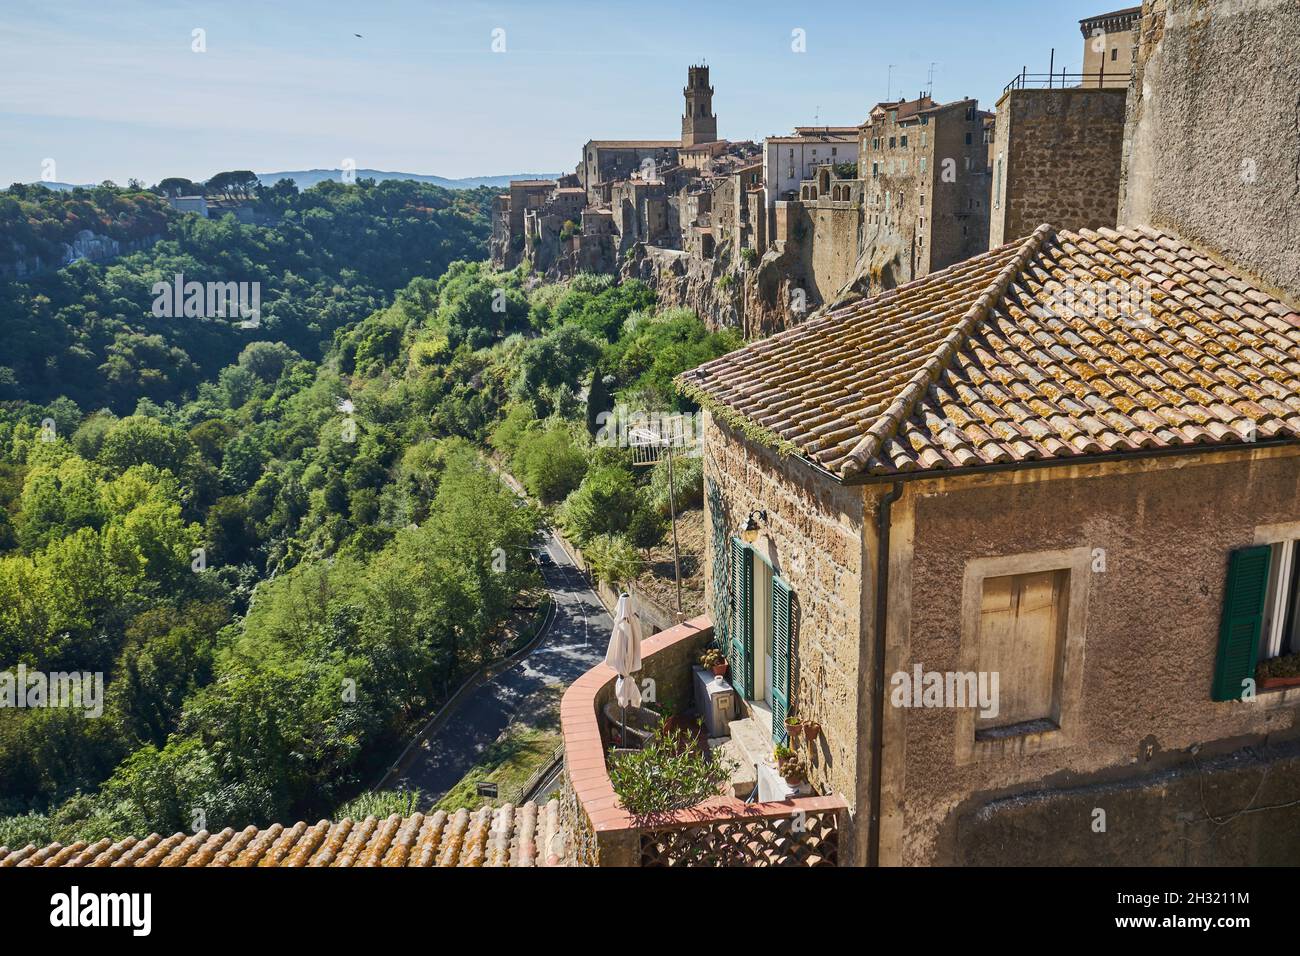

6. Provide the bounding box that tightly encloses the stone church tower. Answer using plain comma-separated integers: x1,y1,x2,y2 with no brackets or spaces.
681,65,718,147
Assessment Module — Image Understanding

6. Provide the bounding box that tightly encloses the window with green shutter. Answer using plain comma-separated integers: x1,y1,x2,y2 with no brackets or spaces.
1212,545,1272,702
771,575,793,744
729,538,754,699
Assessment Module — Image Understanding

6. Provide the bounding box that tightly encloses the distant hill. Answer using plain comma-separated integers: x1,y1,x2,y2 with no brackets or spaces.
21,181,95,191
15,171,563,194
257,169,564,190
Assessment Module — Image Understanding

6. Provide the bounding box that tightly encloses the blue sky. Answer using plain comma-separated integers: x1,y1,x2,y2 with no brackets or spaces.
1,0,1101,185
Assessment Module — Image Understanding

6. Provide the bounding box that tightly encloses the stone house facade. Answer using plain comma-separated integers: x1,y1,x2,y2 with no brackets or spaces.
1080,5,1142,86
682,219,1300,865
858,95,993,289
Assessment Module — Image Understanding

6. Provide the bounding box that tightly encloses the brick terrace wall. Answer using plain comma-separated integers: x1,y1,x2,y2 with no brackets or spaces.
702,413,869,861
990,88,1128,246
559,617,713,866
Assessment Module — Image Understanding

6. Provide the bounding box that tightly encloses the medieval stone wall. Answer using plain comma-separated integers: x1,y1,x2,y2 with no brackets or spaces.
990,87,1128,246
1120,0,1300,295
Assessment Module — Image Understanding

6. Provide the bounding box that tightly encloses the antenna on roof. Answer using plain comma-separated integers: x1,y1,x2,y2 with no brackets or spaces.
927,61,937,97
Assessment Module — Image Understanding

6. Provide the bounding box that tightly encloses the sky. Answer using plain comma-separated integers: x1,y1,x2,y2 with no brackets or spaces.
1,0,1101,186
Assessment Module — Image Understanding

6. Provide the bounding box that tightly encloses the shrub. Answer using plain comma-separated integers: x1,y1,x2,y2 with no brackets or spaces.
560,464,639,544
584,533,640,589
647,453,703,516
1258,652,1300,680
514,426,587,503
608,729,735,817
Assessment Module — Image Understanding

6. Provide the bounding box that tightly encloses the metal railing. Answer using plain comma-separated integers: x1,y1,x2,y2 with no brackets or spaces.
1004,65,1133,92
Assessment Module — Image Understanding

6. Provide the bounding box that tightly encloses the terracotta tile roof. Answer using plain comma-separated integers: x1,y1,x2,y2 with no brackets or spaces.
678,224,1300,479
0,800,565,868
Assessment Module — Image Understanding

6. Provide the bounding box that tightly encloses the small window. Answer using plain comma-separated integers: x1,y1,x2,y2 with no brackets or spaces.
976,569,1068,735
1111,47,1118,61
965,132,972,145
900,135,908,148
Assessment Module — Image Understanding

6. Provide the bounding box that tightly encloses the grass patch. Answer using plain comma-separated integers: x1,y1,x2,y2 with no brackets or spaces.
433,685,563,811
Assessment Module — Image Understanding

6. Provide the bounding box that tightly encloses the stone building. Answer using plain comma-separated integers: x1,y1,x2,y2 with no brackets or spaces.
674,0,1300,866
579,140,681,205
490,179,557,269
681,64,719,147
988,87,1128,246
1080,5,1142,86
857,95,993,288
761,127,859,244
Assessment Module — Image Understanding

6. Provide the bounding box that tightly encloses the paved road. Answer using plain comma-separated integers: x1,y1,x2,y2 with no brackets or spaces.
389,529,611,807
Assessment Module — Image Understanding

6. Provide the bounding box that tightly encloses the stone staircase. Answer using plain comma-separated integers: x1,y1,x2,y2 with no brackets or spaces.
707,701,776,799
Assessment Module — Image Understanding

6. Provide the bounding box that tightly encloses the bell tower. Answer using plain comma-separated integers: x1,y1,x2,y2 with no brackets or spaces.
681,64,718,147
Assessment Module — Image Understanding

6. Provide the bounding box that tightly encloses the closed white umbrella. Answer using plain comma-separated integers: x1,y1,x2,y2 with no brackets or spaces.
605,592,643,746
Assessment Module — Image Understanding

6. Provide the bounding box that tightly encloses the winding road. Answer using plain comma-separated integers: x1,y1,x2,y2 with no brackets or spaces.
387,529,611,807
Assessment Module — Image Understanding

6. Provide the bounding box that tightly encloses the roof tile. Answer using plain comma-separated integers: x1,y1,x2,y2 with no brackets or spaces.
678,225,1300,477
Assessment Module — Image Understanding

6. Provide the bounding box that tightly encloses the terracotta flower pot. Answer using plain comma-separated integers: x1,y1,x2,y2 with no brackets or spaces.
712,663,728,677
1259,674,1300,691
803,721,820,742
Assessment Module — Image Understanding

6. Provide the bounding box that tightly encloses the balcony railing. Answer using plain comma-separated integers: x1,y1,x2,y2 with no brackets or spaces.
1004,66,1133,92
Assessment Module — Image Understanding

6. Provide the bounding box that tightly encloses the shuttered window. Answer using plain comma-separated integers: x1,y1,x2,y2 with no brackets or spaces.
771,576,793,744
729,538,754,699
1212,546,1272,701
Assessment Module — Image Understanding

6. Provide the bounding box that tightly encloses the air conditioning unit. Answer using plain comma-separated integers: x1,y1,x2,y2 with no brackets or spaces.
693,666,737,738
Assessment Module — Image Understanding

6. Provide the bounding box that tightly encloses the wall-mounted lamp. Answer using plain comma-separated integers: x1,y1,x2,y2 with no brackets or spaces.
740,510,768,544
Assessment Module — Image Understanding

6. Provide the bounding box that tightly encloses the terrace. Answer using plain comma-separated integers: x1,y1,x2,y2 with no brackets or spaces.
558,616,847,866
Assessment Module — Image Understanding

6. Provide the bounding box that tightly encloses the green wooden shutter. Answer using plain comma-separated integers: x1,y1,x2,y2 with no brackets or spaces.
1212,545,1271,702
771,576,793,744
729,538,754,699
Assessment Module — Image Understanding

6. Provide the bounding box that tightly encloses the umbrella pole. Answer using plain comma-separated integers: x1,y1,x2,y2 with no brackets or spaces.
621,703,627,748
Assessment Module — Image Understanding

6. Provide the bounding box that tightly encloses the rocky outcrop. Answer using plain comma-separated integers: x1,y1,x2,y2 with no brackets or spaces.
620,242,812,337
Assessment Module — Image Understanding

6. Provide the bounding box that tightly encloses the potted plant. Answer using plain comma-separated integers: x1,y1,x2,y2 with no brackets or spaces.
1257,652,1300,690
658,695,683,735
784,713,801,740
777,752,807,787
700,647,728,677
802,719,821,743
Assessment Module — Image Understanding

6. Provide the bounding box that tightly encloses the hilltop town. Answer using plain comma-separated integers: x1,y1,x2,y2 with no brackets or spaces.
3,0,1300,889
491,8,1137,334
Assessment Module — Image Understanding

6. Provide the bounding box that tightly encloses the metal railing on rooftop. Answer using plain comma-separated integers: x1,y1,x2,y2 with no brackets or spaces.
1004,64,1133,92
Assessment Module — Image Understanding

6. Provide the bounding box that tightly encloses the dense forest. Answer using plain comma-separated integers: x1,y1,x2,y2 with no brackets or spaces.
0,181,741,848
0,179,495,411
